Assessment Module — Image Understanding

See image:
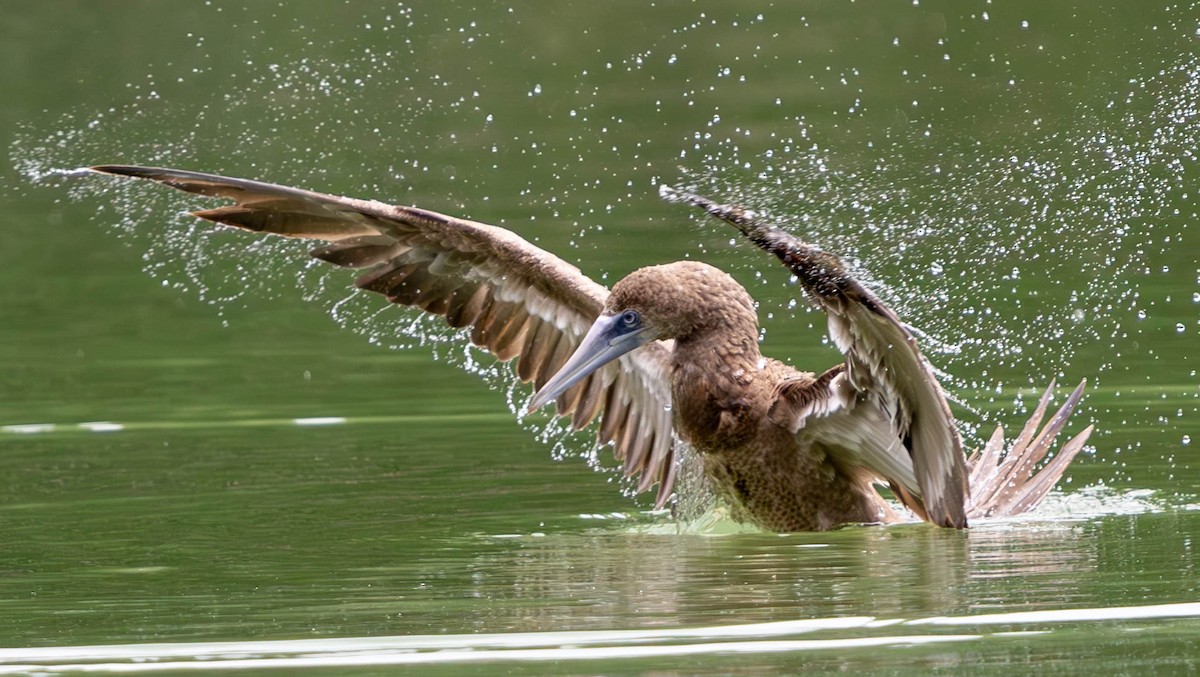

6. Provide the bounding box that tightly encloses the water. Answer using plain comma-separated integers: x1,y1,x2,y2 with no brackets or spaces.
2,601,1199,673
2,1,1199,673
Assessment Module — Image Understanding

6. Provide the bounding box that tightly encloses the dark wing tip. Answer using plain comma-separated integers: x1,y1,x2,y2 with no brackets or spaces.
659,184,769,242
88,165,244,197
90,165,157,178
89,165,246,187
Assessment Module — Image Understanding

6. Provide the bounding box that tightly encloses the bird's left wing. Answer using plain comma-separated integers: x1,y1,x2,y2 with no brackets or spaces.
662,186,967,527
89,166,679,506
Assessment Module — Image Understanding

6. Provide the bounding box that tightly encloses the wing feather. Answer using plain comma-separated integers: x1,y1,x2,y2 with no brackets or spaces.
91,165,679,506
663,186,967,527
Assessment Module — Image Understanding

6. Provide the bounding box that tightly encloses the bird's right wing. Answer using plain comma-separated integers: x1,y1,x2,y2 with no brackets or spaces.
662,186,967,527
89,166,679,506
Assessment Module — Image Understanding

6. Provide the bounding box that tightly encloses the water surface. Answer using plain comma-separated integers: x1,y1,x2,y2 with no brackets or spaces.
2,1,1198,673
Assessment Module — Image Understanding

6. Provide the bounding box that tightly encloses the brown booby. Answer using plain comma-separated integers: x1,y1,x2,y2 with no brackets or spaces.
87,165,1093,531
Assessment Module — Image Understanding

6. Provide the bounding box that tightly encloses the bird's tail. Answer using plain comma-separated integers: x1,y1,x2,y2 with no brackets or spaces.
965,379,1093,519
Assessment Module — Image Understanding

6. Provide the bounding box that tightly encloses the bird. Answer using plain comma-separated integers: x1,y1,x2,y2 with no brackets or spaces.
87,165,1093,531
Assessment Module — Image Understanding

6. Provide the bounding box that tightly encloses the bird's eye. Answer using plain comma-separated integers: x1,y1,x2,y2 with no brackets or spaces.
620,310,640,327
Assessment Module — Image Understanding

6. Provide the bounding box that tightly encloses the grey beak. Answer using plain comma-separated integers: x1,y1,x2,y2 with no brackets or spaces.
528,313,655,411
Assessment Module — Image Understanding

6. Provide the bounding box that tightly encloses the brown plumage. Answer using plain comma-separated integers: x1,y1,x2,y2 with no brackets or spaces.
87,165,1094,531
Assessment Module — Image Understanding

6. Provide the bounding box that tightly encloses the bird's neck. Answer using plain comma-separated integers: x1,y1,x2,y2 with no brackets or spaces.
672,297,766,394
661,282,766,450
669,324,766,452
672,328,763,384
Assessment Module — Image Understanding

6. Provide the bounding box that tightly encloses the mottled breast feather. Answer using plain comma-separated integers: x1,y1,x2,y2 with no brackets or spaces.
89,166,679,507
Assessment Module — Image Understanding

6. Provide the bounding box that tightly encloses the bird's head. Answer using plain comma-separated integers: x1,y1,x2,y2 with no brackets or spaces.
528,261,756,411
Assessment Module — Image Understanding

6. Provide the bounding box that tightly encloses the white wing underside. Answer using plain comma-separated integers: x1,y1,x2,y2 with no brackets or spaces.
777,368,922,503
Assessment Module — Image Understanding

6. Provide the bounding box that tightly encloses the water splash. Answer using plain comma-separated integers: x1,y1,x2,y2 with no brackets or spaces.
12,3,1196,507
670,28,1200,453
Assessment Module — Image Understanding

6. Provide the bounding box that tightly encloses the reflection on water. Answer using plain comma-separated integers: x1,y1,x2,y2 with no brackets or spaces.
464,523,1091,629
3,411,1192,650
472,527,973,624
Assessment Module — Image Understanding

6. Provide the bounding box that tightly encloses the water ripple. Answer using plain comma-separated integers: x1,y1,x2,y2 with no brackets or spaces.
0,602,1195,673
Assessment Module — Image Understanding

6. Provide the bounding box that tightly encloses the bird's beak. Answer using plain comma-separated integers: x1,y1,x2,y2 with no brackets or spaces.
528,313,656,411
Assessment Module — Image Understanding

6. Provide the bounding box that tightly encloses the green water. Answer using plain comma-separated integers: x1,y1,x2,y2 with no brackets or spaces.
2,1,1199,673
